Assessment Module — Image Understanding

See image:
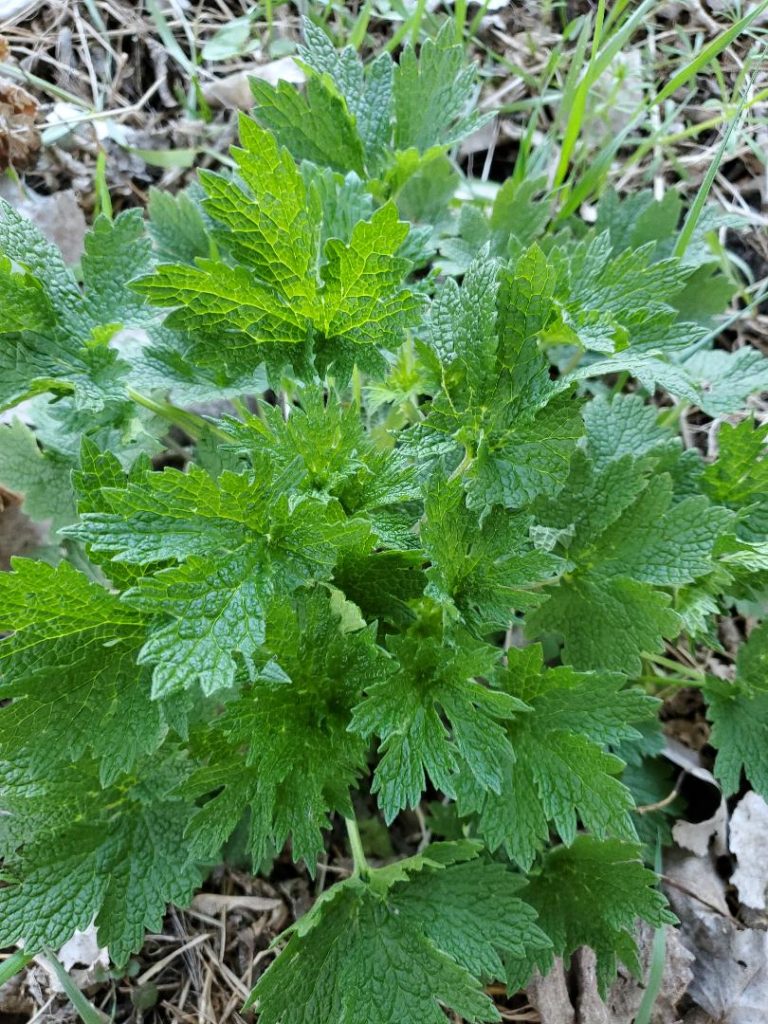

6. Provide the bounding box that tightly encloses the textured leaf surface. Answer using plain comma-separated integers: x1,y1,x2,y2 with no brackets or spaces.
250,843,547,1024
706,623,768,797
456,646,656,868
0,760,201,966
528,452,729,672
513,836,675,995
351,633,524,822
182,590,390,867
65,458,355,695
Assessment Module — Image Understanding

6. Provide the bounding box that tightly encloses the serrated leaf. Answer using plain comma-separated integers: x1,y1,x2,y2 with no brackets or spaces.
250,844,546,1024
513,836,675,995
181,589,388,868
251,75,366,176
528,453,729,672
393,22,491,153
456,646,655,869
705,622,768,797
351,632,524,822
64,458,360,696
422,476,564,632
0,759,201,966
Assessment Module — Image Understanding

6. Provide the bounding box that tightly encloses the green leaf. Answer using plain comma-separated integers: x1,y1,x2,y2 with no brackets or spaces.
0,255,55,334
422,476,564,632
0,559,164,784
64,457,360,696
393,22,492,153
457,645,656,869
299,19,393,170
182,590,390,867
0,203,155,412
135,122,421,382
705,622,768,797
0,419,76,529
514,836,675,996
414,247,583,514
251,76,366,176
528,453,730,672
350,632,524,822
249,843,547,1024
148,187,211,264
0,757,201,966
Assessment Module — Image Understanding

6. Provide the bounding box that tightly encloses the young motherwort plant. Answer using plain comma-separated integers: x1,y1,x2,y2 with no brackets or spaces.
1,19,768,1022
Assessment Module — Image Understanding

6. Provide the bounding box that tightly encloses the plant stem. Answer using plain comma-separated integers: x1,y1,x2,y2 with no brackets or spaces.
126,387,230,442
345,816,370,880
448,446,473,481
643,652,705,683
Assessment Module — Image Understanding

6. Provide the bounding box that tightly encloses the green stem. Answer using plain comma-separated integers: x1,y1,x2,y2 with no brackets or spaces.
643,652,705,683
126,387,230,442
658,402,688,429
448,446,473,482
345,816,370,880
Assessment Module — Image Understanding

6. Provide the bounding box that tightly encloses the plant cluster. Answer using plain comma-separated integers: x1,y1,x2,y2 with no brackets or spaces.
1,20,767,1022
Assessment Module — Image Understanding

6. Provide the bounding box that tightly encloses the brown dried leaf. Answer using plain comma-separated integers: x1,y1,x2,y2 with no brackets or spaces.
0,78,41,171
0,485,43,569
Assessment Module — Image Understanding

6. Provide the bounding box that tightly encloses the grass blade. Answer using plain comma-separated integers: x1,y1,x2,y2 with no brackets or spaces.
43,949,109,1024
673,77,752,258
554,0,658,189
0,949,34,988
635,833,667,1024
655,0,768,107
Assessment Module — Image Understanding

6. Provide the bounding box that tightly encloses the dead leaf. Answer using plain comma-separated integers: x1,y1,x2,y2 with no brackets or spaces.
0,182,87,264
0,485,43,569
526,958,576,1024
666,848,768,1024
191,893,282,916
57,926,109,973
203,58,305,110
0,0,45,23
573,948,611,1024
0,37,10,62
0,78,41,171
730,792,768,910
673,798,728,858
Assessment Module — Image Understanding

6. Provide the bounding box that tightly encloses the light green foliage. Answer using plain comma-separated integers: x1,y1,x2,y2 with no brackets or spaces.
136,120,422,383
3,20,767,1023
392,22,492,153
147,187,210,264
251,76,366,175
413,248,583,514
222,389,420,546
0,418,76,530
0,559,162,785
0,205,153,412
64,456,361,696
422,476,564,631
701,417,768,525
299,22,393,170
